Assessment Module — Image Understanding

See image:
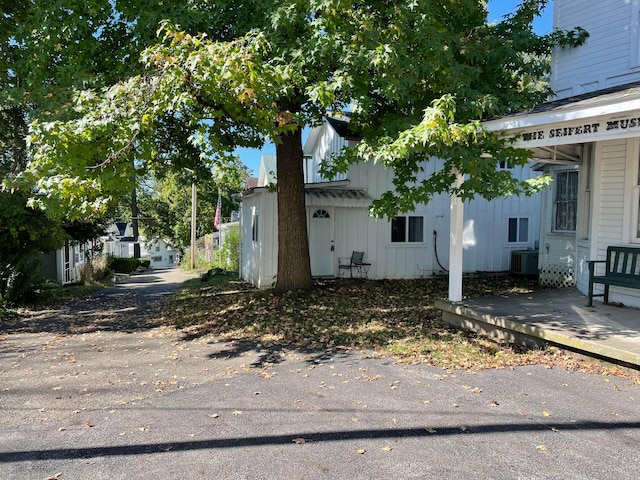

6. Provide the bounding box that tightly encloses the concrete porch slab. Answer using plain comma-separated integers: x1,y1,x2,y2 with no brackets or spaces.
435,287,640,369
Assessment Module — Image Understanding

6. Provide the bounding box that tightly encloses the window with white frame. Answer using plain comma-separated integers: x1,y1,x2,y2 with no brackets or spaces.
508,217,529,243
391,216,424,243
554,170,578,232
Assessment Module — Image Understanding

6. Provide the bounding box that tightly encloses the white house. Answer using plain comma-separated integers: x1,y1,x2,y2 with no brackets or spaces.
40,239,92,285
240,116,543,288
102,222,141,259
145,238,177,268
484,0,640,308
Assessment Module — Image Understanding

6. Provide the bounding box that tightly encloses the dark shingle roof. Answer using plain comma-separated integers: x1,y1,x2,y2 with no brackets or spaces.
326,113,362,141
507,80,640,119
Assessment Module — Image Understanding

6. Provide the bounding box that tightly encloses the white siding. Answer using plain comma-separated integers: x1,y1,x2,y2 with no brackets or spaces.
553,1,638,98
241,190,278,288
242,120,543,287
539,164,578,269
304,122,349,183
588,138,640,306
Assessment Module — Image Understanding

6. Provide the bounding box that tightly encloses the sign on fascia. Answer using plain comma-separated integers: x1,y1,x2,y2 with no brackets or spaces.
506,114,640,148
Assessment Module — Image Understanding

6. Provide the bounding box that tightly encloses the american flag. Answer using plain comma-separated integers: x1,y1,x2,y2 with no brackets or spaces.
214,189,222,229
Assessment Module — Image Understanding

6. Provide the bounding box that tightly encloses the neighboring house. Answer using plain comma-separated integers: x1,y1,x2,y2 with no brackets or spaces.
484,0,640,308
40,239,93,285
240,116,543,288
145,238,177,268
102,222,141,259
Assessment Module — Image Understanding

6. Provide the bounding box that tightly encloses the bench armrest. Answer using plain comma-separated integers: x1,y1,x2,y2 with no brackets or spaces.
587,259,606,276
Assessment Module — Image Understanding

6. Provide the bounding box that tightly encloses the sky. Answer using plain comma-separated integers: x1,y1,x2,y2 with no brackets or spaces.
236,0,554,177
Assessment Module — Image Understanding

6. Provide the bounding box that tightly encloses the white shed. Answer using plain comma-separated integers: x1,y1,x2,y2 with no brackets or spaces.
240,115,543,288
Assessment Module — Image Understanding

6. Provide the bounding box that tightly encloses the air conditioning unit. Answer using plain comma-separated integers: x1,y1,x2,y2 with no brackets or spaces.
510,250,539,275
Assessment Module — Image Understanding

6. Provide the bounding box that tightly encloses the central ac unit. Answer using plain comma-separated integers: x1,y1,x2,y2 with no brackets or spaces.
510,250,539,275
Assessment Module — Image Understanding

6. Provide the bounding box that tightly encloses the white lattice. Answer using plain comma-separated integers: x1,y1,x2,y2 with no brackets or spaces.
539,264,575,288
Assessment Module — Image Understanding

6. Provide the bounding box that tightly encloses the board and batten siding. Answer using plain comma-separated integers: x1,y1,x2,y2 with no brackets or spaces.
241,190,278,289
304,122,349,184
344,159,541,278
553,0,638,98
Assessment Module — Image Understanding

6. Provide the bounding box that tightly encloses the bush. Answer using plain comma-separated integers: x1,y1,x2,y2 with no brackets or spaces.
107,256,140,273
140,259,151,268
0,254,47,306
79,255,113,284
216,226,240,272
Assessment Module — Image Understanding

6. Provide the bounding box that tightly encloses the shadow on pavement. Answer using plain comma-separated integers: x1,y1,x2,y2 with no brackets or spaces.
2,420,639,463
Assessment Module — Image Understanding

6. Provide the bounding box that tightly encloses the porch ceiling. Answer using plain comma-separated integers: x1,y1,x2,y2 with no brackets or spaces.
531,145,580,164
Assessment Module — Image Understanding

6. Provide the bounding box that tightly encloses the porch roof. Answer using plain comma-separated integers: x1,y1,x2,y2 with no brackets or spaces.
484,80,640,149
305,187,370,208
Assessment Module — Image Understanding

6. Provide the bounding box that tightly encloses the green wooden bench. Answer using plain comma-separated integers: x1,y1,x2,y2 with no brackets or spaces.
587,246,640,307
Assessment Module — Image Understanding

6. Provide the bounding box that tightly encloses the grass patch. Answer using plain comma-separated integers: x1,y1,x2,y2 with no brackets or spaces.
164,274,622,373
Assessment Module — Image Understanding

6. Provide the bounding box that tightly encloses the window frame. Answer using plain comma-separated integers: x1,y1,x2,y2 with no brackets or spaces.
251,212,259,243
391,215,424,244
633,147,640,243
507,216,530,244
553,169,579,233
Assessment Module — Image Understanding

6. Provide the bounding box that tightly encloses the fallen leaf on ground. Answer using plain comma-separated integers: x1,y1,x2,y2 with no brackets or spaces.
355,448,366,454
292,438,306,444
232,410,243,415
425,427,437,434
42,473,62,480
381,445,393,451
542,411,551,417
536,444,548,451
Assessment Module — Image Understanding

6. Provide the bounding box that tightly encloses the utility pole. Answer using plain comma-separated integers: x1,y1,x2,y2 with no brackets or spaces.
190,181,197,270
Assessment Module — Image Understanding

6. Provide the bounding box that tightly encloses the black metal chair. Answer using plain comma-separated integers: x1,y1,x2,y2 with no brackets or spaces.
338,251,370,279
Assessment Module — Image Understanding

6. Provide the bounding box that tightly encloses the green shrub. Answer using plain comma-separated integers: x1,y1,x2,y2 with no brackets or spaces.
216,225,240,272
0,254,47,306
140,259,151,268
107,256,140,273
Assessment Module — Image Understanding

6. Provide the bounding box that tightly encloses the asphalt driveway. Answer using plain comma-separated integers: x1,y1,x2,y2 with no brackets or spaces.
1,268,639,479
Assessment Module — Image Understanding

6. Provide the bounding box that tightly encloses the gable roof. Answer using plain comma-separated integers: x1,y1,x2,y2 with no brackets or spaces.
258,154,277,187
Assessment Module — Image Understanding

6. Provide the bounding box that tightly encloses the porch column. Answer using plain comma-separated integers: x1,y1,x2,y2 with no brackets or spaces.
448,172,464,302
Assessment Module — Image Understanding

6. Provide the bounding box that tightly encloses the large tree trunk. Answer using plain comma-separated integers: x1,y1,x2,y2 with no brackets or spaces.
274,127,313,292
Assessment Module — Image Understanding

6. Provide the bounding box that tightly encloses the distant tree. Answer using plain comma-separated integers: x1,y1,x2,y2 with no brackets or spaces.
138,155,248,250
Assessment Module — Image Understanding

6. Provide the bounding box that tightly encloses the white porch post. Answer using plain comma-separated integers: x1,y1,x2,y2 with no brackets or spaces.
448,172,464,302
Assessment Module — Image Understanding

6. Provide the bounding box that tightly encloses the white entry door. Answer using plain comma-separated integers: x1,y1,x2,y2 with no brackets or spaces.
308,207,335,276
